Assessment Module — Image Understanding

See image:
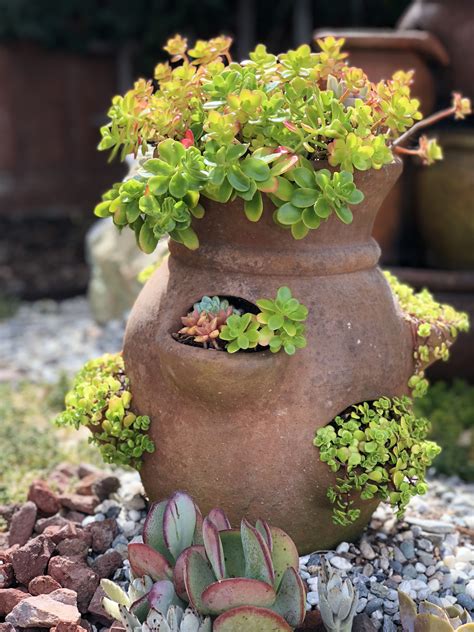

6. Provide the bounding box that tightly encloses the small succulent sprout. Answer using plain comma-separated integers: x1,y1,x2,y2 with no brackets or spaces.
399,591,474,632
193,296,237,316
179,304,233,348
256,286,308,355
119,604,212,632
318,558,358,632
219,313,261,353
102,576,154,622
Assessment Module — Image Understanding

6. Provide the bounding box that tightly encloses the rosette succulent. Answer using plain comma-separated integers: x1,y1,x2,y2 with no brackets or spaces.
318,559,358,632
399,591,474,632
256,286,308,355
94,35,470,254
106,491,305,631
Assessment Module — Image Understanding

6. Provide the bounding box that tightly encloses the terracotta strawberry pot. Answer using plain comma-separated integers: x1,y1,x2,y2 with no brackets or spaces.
123,159,416,554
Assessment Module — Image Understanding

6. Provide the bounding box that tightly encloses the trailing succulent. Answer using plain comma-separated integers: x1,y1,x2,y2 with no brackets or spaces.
176,287,308,355
313,396,441,526
399,590,474,632
94,35,470,253
55,353,154,469
102,491,305,631
384,271,470,398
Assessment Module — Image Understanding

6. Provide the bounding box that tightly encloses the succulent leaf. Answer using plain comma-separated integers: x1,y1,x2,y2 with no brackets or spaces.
269,526,299,591
143,501,174,564
255,519,273,552
147,580,185,616
219,529,246,578
128,543,173,582
413,614,454,632
184,548,216,613
201,578,276,615
207,508,232,531
202,517,227,580
163,492,198,560
240,519,275,586
269,567,306,628
130,593,151,623
213,606,292,631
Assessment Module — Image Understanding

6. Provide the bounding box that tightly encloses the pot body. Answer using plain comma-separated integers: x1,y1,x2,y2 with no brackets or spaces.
124,160,415,553
416,131,474,270
398,0,474,100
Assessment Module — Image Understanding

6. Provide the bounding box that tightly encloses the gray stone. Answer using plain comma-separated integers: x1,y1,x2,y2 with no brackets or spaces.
365,598,384,616
330,556,352,571
400,541,415,559
405,518,455,534
456,593,474,610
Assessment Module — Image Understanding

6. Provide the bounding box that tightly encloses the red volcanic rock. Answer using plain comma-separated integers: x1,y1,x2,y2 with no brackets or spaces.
91,550,123,579
35,515,70,534
52,623,89,632
87,586,114,626
75,473,119,501
87,520,118,554
28,480,61,516
28,575,62,596
0,623,16,632
59,494,100,515
8,502,37,546
11,535,56,585
48,556,99,613
0,587,29,616
56,537,90,559
5,588,80,627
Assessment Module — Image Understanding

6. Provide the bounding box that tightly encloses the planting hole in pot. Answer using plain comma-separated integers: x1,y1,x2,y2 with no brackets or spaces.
172,294,265,353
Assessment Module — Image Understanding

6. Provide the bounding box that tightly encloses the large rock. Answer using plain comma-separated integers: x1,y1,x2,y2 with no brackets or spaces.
8,501,37,546
86,217,165,324
48,557,99,613
11,535,56,585
75,473,119,501
59,493,100,515
0,588,28,616
28,480,60,516
28,575,62,596
6,589,80,627
87,519,117,554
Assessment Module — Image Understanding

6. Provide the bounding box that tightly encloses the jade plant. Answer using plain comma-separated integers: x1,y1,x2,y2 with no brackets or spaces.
313,396,441,526
385,271,470,398
175,286,308,355
54,353,154,469
318,559,358,632
103,491,305,631
399,590,474,632
94,35,471,253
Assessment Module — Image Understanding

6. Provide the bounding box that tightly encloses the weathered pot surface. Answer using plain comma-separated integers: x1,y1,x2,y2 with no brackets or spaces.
123,158,416,553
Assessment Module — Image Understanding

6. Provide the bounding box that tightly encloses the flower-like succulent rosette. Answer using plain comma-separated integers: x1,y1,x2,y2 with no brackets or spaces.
106,491,305,631
95,35,470,254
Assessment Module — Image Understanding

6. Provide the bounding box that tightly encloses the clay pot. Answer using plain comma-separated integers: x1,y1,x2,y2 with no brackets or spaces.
123,159,416,554
416,131,474,270
398,0,474,101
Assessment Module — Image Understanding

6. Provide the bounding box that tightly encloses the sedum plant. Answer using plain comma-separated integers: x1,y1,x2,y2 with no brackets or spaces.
94,35,471,254
55,353,154,469
313,396,441,526
384,271,470,398
105,491,305,631
318,559,358,632
176,287,308,355
399,590,474,632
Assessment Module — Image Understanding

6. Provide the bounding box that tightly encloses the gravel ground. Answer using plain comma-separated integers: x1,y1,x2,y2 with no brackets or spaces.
0,298,125,383
2,299,474,628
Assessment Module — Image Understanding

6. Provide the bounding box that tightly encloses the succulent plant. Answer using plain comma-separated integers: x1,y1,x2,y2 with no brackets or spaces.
114,491,305,630
256,286,308,355
219,313,261,353
314,396,440,526
120,604,211,632
318,559,358,632
179,308,232,348
193,296,238,316
399,590,474,632
102,576,155,622
55,353,154,469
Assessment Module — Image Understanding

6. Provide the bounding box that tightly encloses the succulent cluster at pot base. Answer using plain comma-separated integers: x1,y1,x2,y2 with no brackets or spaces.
94,35,470,254
399,590,474,632
385,271,470,398
313,396,441,526
318,558,358,632
175,286,308,355
55,353,154,468
102,491,305,631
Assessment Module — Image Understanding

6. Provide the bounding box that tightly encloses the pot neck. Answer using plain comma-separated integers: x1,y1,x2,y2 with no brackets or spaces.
170,160,402,278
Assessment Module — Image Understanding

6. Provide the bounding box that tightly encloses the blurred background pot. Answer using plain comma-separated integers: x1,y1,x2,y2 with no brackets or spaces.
416,131,474,270
398,0,474,101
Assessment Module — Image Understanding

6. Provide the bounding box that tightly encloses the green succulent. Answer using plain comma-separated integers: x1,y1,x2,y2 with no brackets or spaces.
219,313,261,353
314,396,441,526
119,604,211,632
256,286,308,355
384,271,470,398
193,296,238,316
55,353,154,469
399,590,474,632
111,491,305,631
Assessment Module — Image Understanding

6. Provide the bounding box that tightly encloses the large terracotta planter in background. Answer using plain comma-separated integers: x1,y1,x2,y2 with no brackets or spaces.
314,29,448,266
416,131,474,270
398,0,474,101
123,159,419,554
